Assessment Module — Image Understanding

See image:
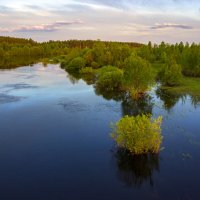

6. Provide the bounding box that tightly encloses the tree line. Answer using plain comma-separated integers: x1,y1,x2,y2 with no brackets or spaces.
1,36,199,77
1,36,200,92
0,36,141,57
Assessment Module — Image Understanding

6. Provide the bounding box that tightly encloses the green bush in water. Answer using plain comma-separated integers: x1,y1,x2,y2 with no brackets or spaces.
123,56,153,99
111,114,163,155
79,67,95,74
80,67,96,85
65,57,86,71
158,62,182,86
96,65,123,91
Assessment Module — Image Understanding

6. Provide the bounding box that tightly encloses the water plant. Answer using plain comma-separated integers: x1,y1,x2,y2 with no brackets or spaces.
111,114,163,155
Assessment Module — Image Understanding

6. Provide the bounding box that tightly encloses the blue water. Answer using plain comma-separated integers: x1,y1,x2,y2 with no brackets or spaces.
0,64,200,200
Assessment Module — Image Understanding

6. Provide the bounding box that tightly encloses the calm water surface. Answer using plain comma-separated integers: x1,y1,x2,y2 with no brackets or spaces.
0,64,200,200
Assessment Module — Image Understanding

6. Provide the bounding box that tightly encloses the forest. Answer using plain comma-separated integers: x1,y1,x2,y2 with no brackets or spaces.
1,36,200,98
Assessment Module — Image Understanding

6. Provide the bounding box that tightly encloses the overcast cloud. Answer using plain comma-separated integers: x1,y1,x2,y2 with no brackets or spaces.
0,0,199,43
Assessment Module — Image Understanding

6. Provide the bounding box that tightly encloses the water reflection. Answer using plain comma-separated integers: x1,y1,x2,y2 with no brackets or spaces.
156,88,200,110
190,95,200,108
0,56,40,69
95,86,124,101
65,70,200,117
0,93,24,104
121,95,153,116
66,70,155,115
0,63,200,199
113,148,160,188
67,73,80,85
3,83,39,91
156,88,184,111
81,74,96,85
66,70,96,86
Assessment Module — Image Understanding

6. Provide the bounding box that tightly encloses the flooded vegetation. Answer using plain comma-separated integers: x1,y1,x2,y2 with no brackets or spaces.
0,63,200,199
0,37,200,199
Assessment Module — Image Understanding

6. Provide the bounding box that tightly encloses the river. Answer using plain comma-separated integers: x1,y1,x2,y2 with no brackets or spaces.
0,63,200,200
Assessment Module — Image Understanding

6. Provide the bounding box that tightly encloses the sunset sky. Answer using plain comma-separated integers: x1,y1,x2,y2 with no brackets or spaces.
0,0,200,43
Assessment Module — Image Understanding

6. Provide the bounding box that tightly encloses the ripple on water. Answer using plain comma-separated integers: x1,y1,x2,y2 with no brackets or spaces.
3,83,39,91
0,93,25,104
58,100,90,112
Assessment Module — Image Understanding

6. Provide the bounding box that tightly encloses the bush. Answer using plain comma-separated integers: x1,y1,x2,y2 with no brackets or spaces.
158,63,182,86
123,56,153,98
60,61,68,69
66,57,86,71
111,114,163,155
79,67,95,75
96,66,123,91
80,67,96,85
91,61,100,69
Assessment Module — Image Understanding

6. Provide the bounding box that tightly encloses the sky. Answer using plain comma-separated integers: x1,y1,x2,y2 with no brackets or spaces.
0,0,200,43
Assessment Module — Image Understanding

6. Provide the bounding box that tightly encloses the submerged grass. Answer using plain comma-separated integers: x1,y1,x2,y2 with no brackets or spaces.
152,63,200,96
161,77,200,96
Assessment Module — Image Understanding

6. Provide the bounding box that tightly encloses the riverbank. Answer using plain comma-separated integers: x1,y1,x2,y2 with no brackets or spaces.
152,63,200,97
162,76,200,96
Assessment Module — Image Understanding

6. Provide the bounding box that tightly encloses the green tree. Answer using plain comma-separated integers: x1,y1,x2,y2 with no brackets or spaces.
158,61,182,86
83,49,94,66
124,56,153,99
66,57,86,71
92,42,106,67
96,66,123,91
0,47,4,57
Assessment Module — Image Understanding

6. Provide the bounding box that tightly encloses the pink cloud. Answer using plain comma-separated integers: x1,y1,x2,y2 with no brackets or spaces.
0,20,83,33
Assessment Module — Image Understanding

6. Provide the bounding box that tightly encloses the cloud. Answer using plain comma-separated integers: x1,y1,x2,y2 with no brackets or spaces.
74,0,124,9
74,0,200,10
24,5,42,10
0,5,13,14
0,27,9,32
151,23,193,30
0,0,199,43
0,20,83,33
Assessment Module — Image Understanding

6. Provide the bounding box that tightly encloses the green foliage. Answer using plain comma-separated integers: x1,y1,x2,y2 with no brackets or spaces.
92,42,106,67
158,62,182,86
138,45,154,62
79,67,95,74
181,44,200,77
159,77,200,99
111,115,163,155
60,48,81,65
96,66,123,91
66,57,86,71
1,36,200,79
91,61,100,69
79,67,97,85
124,56,153,98
83,49,94,66
0,56,40,69
0,47,4,57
